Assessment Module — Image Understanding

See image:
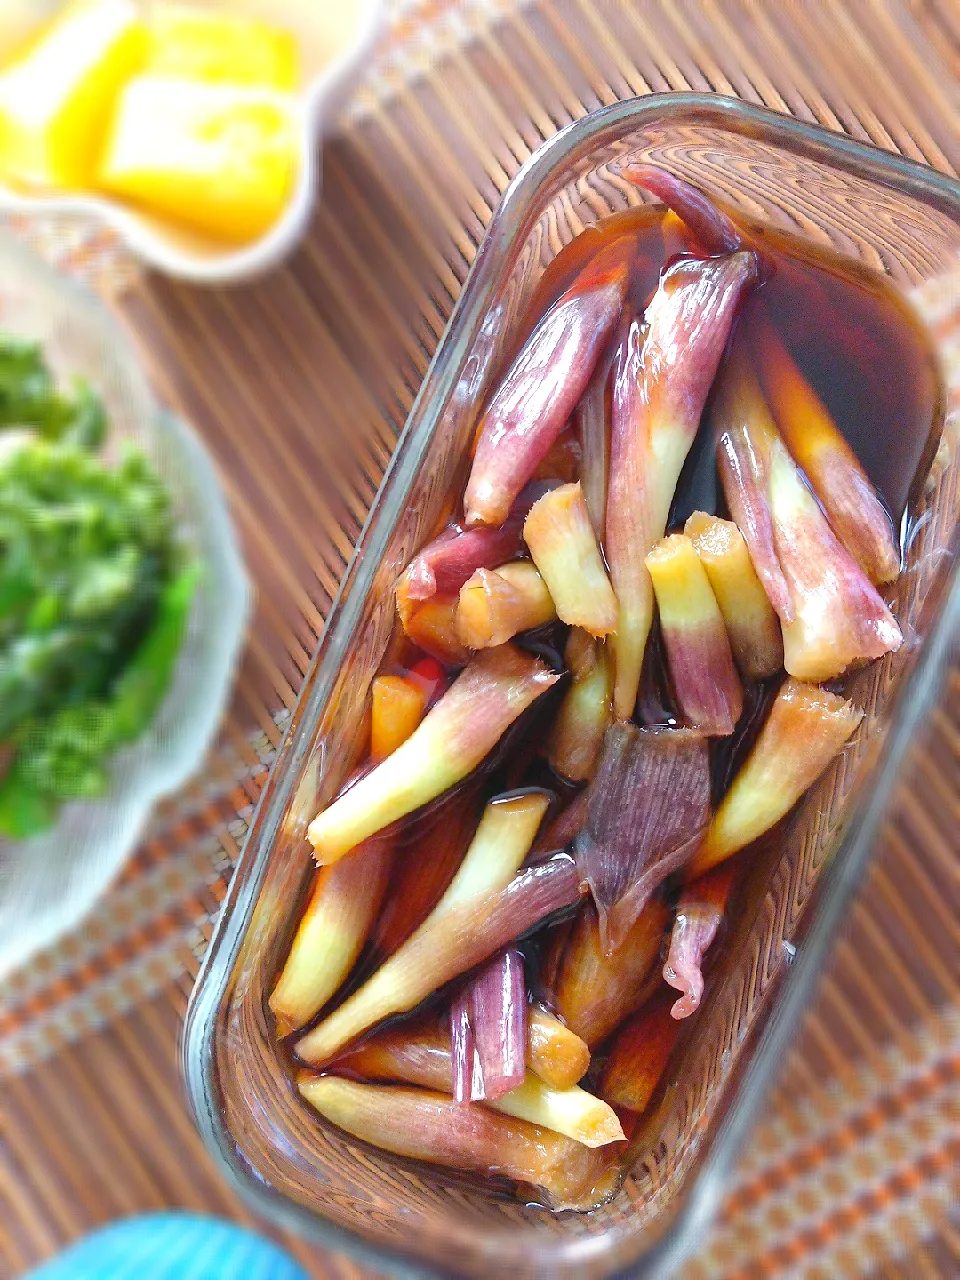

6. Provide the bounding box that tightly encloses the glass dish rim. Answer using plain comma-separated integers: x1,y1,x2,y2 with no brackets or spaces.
0,229,252,976
182,91,960,1279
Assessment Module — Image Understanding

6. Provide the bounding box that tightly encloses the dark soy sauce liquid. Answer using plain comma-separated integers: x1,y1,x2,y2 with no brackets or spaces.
509,207,667,363
510,215,941,1128
392,208,942,991
673,230,942,532
284,209,943,1210
524,207,942,538
738,224,941,527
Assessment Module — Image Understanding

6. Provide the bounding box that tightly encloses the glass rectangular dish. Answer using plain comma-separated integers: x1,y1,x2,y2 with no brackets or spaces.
183,94,960,1279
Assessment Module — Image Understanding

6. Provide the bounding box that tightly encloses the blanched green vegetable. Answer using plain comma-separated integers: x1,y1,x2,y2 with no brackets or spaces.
0,336,60,428
0,563,199,837
0,336,196,839
109,561,200,743
0,336,106,447
0,441,174,728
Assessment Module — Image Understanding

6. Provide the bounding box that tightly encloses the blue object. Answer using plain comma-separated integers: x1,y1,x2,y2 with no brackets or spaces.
25,1212,309,1280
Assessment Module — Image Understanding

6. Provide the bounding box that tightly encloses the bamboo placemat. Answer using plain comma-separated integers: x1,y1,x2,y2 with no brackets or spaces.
1,2,959,1277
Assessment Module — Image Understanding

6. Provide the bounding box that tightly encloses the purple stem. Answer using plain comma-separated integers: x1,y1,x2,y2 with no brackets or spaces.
625,165,742,255
450,988,474,1103
663,904,723,1019
715,414,794,623
464,242,632,527
575,724,711,954
402,482,560,604
402,491,534,603
469,948,527,1101
575,312,623,537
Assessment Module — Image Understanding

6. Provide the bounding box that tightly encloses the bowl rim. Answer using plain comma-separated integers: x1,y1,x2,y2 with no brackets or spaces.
0,231,252,977
181,91,960,1278
0,0,387,284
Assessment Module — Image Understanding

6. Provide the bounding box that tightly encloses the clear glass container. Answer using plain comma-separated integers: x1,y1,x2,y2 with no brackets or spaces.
183,94,960,1278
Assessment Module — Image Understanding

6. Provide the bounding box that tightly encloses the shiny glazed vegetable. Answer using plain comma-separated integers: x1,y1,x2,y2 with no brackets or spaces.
274,167,936,1211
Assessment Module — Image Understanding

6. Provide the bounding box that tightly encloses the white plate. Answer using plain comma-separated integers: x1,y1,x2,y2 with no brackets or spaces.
0,232,251,978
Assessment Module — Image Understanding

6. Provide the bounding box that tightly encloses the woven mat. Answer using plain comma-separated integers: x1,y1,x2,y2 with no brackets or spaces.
1,2,959,1277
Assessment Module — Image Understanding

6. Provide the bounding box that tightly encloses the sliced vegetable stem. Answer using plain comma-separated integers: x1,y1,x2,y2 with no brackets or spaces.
769,435,903,680
554,899,670,1047
548,630,613,782
297,1075,621,1211
450,989,473,1104
607,252,758,718
465,240,632,526
715,354,902,680
371,675,427,760
397,593,471,666
691,677,863,875
456,561,556,649
308,646,558,865
494,1074,624,1147
684,511,783,682
758,327,899,583
526,1004,591,1089
645,533,743,736
398,486,537,604
714,365,794,622
575,329,618,535
599,997,681,1114
298,796,580,1066
476,947,527,1101
523,483,618,636
337,1022,621,1147
370,787,481,959
461,947,527,1102
269,833,394,1035
625,165,742,255
442,790,551,908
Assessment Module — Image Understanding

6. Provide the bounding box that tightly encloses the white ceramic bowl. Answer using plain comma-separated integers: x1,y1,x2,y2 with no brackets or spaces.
0,232,250,978
0,0,386,283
